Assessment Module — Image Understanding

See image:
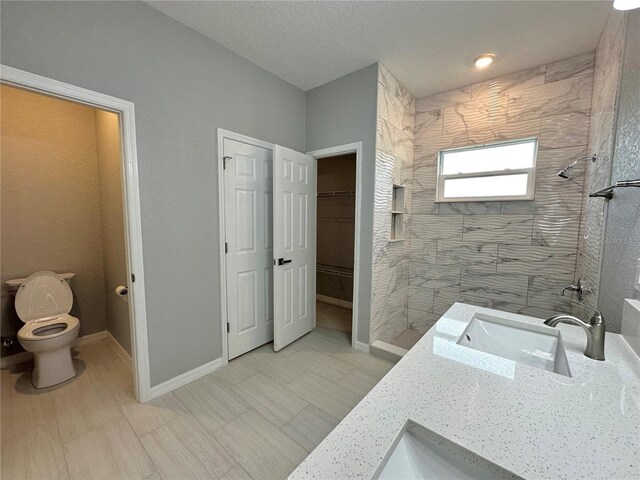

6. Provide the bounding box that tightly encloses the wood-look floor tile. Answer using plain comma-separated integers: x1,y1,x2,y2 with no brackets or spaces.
173,374,248,433
143,472,161,480
242,347,307,386
214,409,308,480
311,327,352,347
1,423,68,480
231,373,308,427
141,414,235,480
75,341,135,405
219,465,253,480
336,368,383,397
285,372,362,421
288,350,353,382
121,392,187,437
289,332,345,355
50,366,123,443
331,345,394,378
64,416,155,480
1,384,58,441
281,404,338,452
210,355,258,388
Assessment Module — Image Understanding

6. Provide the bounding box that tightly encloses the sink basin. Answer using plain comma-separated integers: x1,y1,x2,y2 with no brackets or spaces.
457,313,571,377
374,420,521,480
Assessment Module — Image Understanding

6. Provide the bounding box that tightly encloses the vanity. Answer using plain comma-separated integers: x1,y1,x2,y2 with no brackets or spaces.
289,303,640,479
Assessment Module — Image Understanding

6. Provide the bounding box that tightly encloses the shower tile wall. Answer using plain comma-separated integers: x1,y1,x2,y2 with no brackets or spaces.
409,54,595,333
369,65,415,343
573,11,627,324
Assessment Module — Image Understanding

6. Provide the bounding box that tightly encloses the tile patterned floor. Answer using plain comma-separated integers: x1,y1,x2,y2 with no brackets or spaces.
1,327,394,480
316,301,352,334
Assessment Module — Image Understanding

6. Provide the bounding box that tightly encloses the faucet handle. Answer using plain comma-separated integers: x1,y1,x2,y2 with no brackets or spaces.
561,277,592,301
568,298,604,325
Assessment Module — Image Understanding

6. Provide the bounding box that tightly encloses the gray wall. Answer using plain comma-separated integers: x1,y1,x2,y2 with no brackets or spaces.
1,85,108,352
599,10,640,330
95,109,132,354
1,1,306,385
305,64,379,344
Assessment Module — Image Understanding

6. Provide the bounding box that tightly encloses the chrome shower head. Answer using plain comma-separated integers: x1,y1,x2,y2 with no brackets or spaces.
557,154,597,180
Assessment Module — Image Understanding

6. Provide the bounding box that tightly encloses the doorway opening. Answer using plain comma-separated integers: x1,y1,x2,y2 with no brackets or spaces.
316,154,356,336
1,65,150,401
1,83,133,388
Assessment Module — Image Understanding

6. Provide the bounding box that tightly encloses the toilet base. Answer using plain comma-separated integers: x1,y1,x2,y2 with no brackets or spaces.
32,346,76,388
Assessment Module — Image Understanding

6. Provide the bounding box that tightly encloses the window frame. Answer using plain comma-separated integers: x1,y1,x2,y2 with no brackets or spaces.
435,136,538,203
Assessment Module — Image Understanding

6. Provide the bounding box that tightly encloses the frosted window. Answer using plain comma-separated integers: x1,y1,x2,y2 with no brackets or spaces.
437,138,537,202
441,141,536,175
443,174,529,198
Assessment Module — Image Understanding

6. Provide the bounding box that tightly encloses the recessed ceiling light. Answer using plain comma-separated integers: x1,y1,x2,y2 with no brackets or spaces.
473,54,495,69
613,0,640,10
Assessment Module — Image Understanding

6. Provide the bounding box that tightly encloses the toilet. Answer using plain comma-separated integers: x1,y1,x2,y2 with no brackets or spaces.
14,271,80,388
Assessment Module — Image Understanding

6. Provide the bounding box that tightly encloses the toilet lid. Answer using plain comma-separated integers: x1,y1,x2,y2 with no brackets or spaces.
14,271,73,323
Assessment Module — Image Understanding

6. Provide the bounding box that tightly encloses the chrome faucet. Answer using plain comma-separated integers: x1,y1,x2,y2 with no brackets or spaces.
544,300,605,361
561,277,593,301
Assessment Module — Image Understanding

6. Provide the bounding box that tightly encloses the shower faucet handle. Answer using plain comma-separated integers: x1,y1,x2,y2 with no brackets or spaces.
561,277,592,301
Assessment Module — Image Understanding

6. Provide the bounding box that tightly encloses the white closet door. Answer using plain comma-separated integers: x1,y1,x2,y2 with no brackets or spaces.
224,138,274,359
273,145,317,351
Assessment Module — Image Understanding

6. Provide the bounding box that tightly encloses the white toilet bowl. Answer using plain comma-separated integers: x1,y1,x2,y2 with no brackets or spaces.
14,271,81,388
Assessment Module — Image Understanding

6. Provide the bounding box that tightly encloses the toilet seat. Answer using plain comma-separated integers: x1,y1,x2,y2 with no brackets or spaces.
18,314,79,341
15,271,73,322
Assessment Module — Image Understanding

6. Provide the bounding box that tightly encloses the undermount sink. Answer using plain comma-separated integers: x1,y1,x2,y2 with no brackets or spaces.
375,420,521,480
457,313,571,377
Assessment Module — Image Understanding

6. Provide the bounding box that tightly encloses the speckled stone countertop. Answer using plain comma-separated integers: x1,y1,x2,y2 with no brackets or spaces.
289,303,640,480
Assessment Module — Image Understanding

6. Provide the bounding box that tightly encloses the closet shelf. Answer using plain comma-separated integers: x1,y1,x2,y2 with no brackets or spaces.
317,263,354,279
317,190,356,197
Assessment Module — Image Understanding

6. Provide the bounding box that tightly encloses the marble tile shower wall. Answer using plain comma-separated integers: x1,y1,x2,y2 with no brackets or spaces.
409,54,596,333
573,11,627,324
369,65,415,343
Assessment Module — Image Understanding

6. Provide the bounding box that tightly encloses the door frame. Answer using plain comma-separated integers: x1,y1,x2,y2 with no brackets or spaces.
306,143,364,352
217,128,275,365
1,65,152,402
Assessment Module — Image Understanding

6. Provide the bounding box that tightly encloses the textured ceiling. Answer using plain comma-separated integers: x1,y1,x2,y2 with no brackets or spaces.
146,1,612,98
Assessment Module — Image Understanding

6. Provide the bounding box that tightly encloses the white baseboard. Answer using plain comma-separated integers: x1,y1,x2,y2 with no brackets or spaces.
370,340,407,363
106,332,133,371
316,294,353,310
0,351,31,368
1,330,108,368
353,340,370,354
149,357,223,400
74,330,108,346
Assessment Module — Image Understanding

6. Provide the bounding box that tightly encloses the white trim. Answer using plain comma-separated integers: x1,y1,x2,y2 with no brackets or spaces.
106,332,133,371
307,142,364,352
435,136,538,203
217,129,275,365
370,339,406,362
316,294,353,310
149,357,223,399
0,352,32,368
0,65,151,402
1,330,108,368
74,330,108,346
354,340,370,354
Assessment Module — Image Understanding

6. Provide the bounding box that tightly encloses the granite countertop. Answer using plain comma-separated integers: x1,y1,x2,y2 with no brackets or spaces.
289,303,640,480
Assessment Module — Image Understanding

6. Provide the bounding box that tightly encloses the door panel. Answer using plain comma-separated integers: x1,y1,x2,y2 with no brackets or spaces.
273,146,317,351
224,138,274,359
